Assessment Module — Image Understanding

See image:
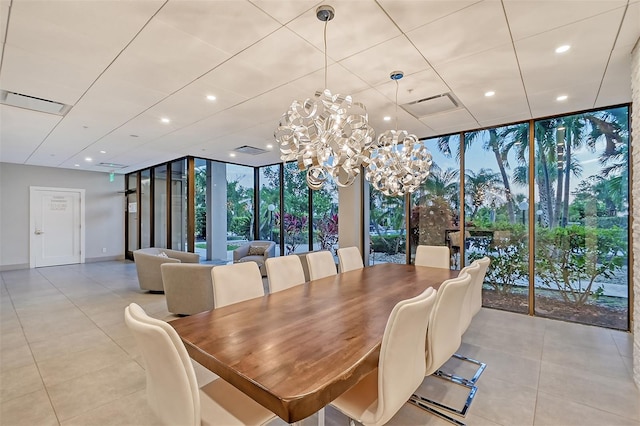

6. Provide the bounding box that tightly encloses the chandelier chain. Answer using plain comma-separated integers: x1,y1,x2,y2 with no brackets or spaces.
395,80,399,132
323,20,328,89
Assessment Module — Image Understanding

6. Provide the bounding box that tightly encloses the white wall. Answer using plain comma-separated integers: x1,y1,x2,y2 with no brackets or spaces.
0,163,125,270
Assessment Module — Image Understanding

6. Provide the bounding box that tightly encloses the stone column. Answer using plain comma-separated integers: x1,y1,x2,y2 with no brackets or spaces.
209,162,228,262
338,174,368,264
632,38,640,389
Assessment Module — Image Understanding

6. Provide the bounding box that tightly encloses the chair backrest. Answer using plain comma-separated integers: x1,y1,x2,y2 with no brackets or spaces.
337,246,364,273
470,257,491,316
306,251,337,280
374,287,437,425
124,303,200,426
425,272,472,376
458,262,482,334
265,255,306,293
211,262,265,308
415,245,450,269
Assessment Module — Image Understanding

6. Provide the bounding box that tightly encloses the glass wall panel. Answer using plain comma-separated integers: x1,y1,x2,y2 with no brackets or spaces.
312,176,338,253
153,165,168,248
127,173,138,253
171,159,188,251
140,169,151,248
409,135,461,267
226,164,255,253
282,162,310,254
464,125,530,313
258,165,281,254
369,187,405,265
194,159,207,258
534,107,629,329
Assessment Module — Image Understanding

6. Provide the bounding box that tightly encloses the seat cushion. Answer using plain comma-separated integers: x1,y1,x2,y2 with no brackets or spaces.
237,255,265,266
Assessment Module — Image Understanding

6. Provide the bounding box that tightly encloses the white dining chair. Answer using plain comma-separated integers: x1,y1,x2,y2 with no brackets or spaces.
211,262,265,308
265,255,306,293
409,273,476,424
414,245,450,269
124,303,275,426
306,250,337,280
337,246,364,273
330,287,437,426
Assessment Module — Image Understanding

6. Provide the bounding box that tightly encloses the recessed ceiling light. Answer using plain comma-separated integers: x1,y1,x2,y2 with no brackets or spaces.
85,157,93,162
74,164,80,167
555,45,571,54
100,150,106,154
484,91,495,97
229,153,236,158
556,95,568,101
383,116,391,121
206,95,217,101
161,117,170,124
266,144,273,149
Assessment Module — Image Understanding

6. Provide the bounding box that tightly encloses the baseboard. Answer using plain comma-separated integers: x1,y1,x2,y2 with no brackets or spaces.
85,255,125,263
0,263,30,271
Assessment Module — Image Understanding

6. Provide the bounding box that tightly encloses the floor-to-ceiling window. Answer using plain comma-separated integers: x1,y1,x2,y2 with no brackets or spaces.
153,164,168,248
258,165,281,254
171,159,188,251
194,159,207,258
226,164,255,248
369,186,406,265
140,169,151,249
409,134,461,268
312,175,338,254
126,173,138,257
283,162,310,254
463,124,530,314
533,106,629,329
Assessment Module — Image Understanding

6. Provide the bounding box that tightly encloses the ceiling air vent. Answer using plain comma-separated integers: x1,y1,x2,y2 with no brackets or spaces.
400,93,459,119
234,145,267,155
96,162,127,169
0,90,71,115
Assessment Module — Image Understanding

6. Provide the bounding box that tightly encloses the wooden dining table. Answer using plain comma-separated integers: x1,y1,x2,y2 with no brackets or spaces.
170,262,458,423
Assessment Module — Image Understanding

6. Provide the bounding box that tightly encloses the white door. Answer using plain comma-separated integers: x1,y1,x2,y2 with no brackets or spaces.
30,187,85,268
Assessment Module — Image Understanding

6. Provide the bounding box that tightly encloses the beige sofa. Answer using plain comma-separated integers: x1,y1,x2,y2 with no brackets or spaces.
161,263,215,315
133,248,200,292
233,240,276,276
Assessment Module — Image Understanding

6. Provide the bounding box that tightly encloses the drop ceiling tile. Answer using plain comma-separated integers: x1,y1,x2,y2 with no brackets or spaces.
105,18,231,95
528,81,600,118
419,108,479,134
0,105,62,164
289,63,369,98
339,35,431,87
199,27,324,99
249,0,320,24
615,1,640,51
503,0,627,41
407,0,511,67
595,48,633,107
455,80,530,123
378,0,480,33
157,1,281,55
516,8,623,95
477,112,532,129
286,1,401,62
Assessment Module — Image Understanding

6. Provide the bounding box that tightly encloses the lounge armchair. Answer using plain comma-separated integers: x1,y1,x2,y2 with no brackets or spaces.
232,240,275,277
161,263,215,315
133,248,200,292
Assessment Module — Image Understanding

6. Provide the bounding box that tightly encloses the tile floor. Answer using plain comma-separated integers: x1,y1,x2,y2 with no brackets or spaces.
1,261,638,426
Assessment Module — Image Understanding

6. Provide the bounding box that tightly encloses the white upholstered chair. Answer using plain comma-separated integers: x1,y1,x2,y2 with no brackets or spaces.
337,246,364,273
469,257,491,317
414,245,450,269
211,262,265,308
265,255,306,293
330,287,437,426
124,303,275,426
409,273,476,424
306,250,337,280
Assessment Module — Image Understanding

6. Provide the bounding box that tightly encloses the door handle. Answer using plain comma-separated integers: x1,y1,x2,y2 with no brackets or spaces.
35,230,44,235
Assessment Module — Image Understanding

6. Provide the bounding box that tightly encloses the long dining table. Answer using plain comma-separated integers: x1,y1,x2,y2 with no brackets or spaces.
170,262,458,423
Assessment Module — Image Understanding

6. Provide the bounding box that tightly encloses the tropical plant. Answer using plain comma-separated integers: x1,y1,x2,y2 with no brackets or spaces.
535,225,626,306
316,213,338,253
276,212,308,254
464,168,502,219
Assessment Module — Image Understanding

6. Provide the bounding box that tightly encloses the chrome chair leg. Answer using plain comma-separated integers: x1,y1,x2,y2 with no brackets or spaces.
408,396,466,426
449,353,486,385
410,372,478,423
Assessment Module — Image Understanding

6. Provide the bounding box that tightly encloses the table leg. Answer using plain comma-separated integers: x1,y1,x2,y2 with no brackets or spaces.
318,407,325,426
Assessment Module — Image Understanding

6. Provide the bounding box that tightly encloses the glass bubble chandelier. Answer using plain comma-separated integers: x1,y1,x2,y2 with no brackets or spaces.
274,5,376,190
365,71,432,197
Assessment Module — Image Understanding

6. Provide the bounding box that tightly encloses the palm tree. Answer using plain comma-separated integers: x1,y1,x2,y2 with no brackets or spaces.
464,168,502,220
